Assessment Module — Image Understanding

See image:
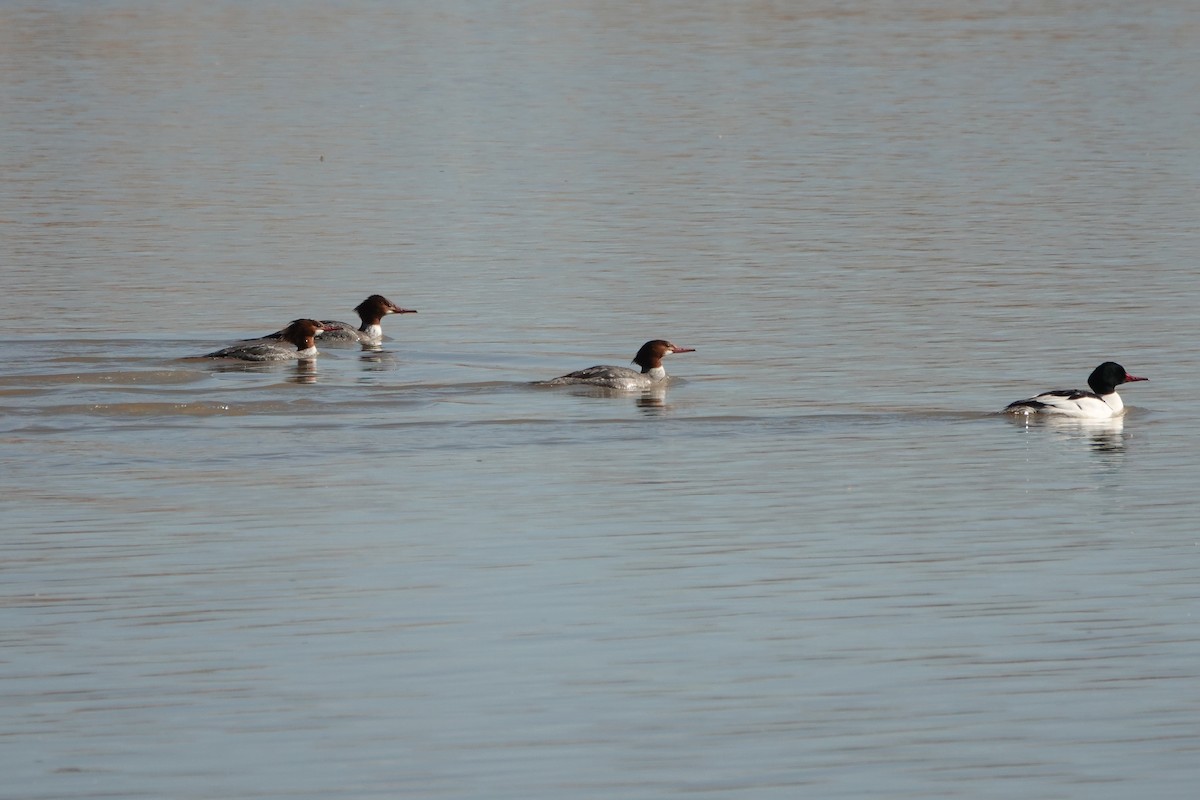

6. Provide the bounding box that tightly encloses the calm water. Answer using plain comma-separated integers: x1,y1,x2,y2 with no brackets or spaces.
3,2,1199,798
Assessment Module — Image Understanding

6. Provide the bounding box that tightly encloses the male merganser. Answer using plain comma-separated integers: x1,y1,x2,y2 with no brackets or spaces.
538,340,695,390
206,319,333,361
260,295,416,346
1003,361,1148,418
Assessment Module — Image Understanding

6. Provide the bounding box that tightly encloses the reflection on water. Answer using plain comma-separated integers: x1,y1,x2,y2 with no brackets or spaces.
202,357,319,381
634,389,667,413
290,359,318,384
1005,412,1129,461
539,383,673,414
358,348,400,371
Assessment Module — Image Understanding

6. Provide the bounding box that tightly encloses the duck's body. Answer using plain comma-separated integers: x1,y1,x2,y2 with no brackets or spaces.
1004,362,1147,419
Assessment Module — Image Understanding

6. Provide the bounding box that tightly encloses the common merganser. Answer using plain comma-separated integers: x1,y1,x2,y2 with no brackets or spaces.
1003,361,1148,418
538,340,695,390
207,319,333,361
260,295,416,346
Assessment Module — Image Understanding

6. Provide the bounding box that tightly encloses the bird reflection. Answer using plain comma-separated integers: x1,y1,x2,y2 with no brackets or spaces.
358,347,399,372
635,388,668,414
289,359,318,384
205,357,321,384
1006,413,1127,458
1078,419,1126,455
558,385,672,415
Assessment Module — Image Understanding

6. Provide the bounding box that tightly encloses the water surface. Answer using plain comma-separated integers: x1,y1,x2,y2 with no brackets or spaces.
3,2,1199,798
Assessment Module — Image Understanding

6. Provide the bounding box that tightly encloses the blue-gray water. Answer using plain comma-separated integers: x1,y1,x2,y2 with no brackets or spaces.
3,2,1199,798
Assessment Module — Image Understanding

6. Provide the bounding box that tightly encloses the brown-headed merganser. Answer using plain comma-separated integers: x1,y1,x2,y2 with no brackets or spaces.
538,340,695,390
260,295,415,346
207,319,333,361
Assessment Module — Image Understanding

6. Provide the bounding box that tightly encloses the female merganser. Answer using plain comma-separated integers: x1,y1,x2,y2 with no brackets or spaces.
1003,361,1148,418
538,340,695,390
206,319,332,361
261,295,416,346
